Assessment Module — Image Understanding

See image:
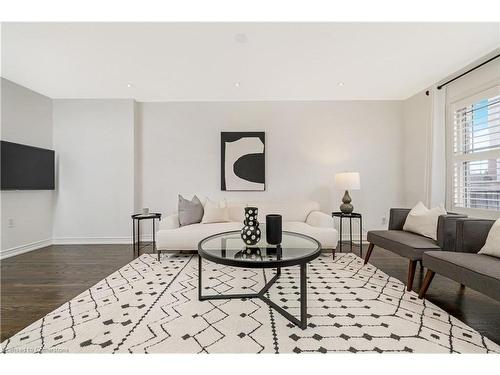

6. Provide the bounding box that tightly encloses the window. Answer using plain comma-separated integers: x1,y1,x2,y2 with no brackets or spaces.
449,86,500,214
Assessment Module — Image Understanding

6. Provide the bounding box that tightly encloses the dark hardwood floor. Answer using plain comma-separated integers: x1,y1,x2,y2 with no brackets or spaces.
366,245,500,346
2,243,500,345
1,244,137,342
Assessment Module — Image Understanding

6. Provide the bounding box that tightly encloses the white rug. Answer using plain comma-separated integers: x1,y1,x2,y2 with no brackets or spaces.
2,253,499,353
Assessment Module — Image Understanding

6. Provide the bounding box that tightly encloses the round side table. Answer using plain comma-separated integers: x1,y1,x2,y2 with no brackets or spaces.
131,213,162,258
331,212,363,258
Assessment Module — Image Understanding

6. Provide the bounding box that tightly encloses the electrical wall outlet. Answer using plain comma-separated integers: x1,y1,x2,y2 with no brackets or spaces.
381,217,387,226
8,218,14,228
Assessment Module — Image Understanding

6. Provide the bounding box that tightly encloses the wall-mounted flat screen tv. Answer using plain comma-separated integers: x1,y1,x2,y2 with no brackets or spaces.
1,140,55,190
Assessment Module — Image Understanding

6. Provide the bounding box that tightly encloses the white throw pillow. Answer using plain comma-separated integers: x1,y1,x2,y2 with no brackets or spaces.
226,202,247,222
403,201,446,241
201,199,230,224
478,219,500,258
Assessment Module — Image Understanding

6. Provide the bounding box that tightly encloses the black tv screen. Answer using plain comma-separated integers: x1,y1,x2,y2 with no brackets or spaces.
1,141,55,190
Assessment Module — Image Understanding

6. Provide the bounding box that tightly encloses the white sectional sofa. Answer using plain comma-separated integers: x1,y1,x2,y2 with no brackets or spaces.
156,200,338,251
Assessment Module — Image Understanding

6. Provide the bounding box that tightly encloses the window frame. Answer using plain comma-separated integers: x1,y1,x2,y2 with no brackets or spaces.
446,84,500,219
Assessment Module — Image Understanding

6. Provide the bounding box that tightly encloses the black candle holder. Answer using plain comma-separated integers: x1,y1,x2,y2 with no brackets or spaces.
266,214,282,245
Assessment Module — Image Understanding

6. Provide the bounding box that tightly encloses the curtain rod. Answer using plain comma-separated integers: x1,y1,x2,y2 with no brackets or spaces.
437,53,500,90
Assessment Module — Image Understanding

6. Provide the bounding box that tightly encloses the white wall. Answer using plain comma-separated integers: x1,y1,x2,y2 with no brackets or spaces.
133,101,142,212
140,101,405,235
445,55,500,104
401,89,433,207
2,55,496,253
400,88,446,209
52,100,136,243
0,83,413,248
1,78,54,257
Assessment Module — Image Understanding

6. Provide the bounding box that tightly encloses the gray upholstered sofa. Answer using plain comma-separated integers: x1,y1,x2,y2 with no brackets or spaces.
364,208,466,291
419,218,500,301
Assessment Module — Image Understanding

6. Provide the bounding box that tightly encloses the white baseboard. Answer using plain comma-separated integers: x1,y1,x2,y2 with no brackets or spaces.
1,239,52,260
138,235,153,242
52,237,132,245
2,237,133,260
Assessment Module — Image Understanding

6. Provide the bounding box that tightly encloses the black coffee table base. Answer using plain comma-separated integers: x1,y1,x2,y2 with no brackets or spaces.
198,256,308,330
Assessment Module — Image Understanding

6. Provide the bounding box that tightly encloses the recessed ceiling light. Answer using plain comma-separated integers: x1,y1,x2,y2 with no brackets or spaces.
337,82,345,87
234,82,241,88
127,83,133,88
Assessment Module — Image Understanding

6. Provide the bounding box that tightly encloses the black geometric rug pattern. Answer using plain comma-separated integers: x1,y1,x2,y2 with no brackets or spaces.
2,253,499,353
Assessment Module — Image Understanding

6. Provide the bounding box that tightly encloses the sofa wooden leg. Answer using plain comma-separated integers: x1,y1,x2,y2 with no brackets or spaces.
364,243,375,265
418,270,435,299
407,260,417,291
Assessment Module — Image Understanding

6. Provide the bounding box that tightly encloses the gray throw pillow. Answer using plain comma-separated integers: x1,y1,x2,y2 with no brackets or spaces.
178,195,204,226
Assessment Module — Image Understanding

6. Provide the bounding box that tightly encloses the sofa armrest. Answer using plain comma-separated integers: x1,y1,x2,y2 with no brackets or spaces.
159,214,180,230
306,211,334,228
388,208,411,230
456,218,494,254
436,213,468,251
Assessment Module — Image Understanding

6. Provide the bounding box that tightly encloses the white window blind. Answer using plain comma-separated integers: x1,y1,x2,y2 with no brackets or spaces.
450,86,500,212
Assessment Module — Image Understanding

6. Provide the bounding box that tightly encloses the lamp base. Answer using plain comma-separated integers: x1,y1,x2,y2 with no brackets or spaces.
340,190,354,214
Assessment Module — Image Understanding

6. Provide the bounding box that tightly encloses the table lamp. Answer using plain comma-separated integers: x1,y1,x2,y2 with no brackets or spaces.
334,172,361,214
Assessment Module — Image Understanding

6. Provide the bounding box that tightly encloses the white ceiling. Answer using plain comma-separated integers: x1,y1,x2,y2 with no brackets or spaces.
1,22,499,101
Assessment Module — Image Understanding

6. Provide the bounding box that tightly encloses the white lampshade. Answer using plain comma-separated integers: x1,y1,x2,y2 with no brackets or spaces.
334,172,361,191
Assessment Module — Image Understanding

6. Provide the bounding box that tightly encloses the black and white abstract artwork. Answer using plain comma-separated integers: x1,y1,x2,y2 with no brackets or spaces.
221,132,265,191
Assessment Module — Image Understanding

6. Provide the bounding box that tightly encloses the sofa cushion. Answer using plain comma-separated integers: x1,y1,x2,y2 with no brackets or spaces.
478,218,500,258
247,201,320,222
226,202,247,222
367,230,440,260
403,201,446,241
178,194,204,226
423,251,500,302
201,199,230,224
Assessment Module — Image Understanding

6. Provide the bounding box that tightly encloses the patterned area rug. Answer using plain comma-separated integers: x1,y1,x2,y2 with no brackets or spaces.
2,253,499,354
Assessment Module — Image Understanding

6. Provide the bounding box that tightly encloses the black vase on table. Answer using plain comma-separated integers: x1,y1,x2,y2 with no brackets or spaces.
266,214,282,245
241,207,261,246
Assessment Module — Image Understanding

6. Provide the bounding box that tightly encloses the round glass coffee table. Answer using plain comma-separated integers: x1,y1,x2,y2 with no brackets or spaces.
198,229,321,329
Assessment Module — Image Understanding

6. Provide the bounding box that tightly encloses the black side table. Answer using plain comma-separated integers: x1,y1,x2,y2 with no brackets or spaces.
332,212,363,258
131,213,162,258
